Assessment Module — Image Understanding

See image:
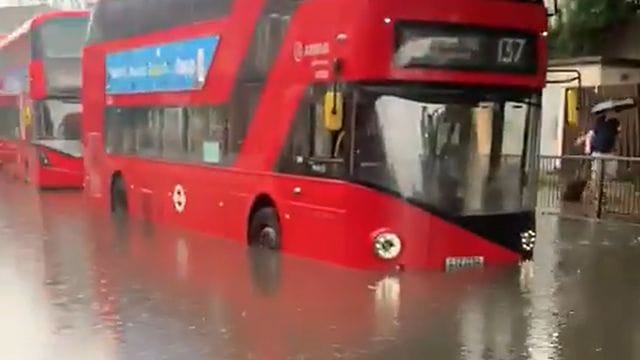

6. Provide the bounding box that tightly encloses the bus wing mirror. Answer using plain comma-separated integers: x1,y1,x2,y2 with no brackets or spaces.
323,91,344,131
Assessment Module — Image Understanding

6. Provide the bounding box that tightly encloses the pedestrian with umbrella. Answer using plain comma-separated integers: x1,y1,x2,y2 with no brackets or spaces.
585,97,635,178
564,97,636,202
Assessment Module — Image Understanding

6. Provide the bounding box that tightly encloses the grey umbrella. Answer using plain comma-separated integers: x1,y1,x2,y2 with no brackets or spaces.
591,97,637,114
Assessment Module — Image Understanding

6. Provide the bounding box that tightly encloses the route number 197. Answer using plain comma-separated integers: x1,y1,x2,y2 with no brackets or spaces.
497,38,526,65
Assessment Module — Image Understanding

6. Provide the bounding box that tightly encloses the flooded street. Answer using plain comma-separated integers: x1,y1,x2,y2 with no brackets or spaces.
1,179,640,359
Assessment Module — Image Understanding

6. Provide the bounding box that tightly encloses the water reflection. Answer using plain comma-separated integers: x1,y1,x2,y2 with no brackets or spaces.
2,180,640,359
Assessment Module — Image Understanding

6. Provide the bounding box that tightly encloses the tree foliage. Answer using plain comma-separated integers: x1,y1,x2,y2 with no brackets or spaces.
549,0,640,58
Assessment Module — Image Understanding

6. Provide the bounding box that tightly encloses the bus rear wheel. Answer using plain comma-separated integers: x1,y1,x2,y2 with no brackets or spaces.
111,176,128,217
249,207,281,250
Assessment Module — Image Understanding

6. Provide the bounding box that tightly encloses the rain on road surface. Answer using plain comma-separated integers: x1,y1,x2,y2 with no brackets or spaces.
1,179,640,360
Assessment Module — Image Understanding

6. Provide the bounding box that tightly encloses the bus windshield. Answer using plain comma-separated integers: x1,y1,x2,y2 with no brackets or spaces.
353,85,540,216
37,17,89,58
36,99,82,140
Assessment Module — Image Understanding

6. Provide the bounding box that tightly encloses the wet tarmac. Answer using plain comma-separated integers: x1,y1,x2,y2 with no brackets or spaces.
1,179,640,360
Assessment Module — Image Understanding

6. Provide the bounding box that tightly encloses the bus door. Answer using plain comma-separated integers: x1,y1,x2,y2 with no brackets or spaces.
277,85,351,259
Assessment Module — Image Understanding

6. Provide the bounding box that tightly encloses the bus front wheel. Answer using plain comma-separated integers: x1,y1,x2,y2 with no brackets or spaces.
248,207,281,250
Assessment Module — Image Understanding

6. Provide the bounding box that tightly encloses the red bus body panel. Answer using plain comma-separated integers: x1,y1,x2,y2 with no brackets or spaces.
83,0,547,270
0,139,17,166
13,144,84,188
0,11,88,189
0,141,16,165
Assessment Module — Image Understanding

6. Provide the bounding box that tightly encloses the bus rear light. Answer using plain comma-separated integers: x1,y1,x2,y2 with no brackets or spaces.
373,232,402,260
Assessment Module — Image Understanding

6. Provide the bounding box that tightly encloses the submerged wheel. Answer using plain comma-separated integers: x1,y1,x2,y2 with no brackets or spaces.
111,176,128,217
248,207,281,250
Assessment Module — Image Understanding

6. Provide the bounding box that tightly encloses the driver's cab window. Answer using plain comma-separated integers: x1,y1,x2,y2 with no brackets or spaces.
281,85,349,178
310,88,346,159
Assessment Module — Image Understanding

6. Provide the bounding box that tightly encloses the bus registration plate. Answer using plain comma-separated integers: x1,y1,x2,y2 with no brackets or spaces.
445,256,484,272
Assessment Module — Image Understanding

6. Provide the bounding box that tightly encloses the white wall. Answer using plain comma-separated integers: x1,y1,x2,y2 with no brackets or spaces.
548,64,640,88
541,85,565,157
601,66,640,86
547,64,601,87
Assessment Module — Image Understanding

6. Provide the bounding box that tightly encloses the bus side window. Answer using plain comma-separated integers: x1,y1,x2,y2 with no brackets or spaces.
250,13,290,79
185,106,229,165
139,108,162,157
105,107,138,155
105,108,123,154
230,83,260,157
161,107,188,161
135,110,154,155
106,104,233,165
279,100,312,174
191,0,230,24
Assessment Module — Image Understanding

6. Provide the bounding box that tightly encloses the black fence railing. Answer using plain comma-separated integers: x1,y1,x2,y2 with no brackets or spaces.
538,155,640,221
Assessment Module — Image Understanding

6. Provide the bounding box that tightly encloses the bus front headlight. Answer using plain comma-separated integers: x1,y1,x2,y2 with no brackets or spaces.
37,149,49,166
373,232,402,260
521,230,536,252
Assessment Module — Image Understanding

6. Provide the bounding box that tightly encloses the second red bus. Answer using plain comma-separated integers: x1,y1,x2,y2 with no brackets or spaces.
0,11,89,189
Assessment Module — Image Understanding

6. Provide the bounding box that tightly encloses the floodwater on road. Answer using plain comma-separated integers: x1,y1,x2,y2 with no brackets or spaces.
1,179,640,360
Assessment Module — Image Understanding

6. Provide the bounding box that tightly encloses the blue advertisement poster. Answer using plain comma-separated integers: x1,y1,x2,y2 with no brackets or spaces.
105,35,220,94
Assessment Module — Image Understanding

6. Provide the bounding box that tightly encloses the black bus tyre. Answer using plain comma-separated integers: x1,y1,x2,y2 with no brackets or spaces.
249,207,282,250
111,176,129,218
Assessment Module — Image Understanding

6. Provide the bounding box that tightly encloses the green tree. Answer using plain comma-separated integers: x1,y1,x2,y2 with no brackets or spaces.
549,0,640,58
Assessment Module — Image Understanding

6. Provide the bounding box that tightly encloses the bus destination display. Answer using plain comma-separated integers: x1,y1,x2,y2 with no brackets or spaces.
394,22,537,74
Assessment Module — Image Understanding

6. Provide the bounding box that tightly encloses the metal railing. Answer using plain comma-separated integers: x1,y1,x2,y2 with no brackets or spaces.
537,155,640,221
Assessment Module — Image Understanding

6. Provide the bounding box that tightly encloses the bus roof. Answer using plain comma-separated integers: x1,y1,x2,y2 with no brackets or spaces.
0,10,89,51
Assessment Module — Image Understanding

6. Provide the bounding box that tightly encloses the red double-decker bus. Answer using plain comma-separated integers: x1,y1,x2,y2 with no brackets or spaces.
83,0,549,271
0,11,89,189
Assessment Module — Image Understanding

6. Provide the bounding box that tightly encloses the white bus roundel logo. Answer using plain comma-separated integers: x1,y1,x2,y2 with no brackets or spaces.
172,184,187,213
